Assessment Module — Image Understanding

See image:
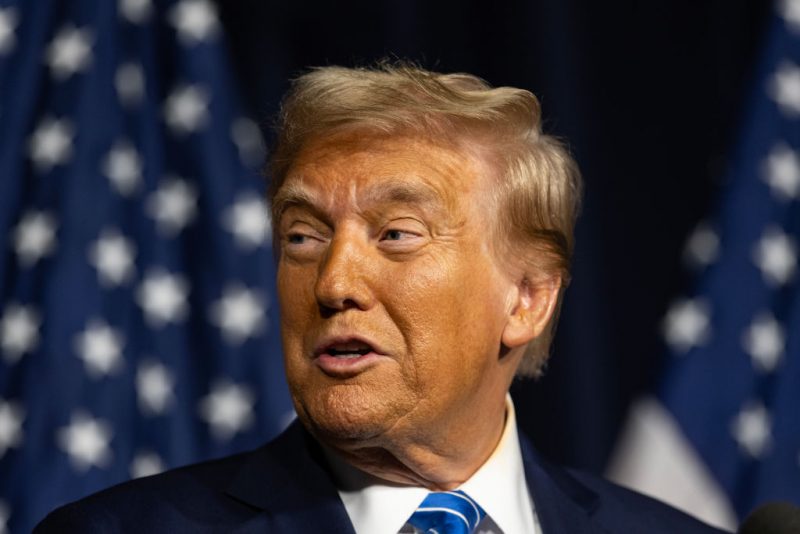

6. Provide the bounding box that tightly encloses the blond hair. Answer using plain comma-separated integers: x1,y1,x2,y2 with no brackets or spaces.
269,62,581,376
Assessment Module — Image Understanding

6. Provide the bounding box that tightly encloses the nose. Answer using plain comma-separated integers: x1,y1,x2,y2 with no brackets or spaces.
314,231,375,314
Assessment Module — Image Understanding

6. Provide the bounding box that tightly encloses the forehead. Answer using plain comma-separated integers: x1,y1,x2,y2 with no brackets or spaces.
275,132,489,217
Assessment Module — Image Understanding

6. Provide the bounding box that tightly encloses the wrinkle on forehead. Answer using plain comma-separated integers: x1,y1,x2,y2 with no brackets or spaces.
355,179,450,217
274,133,484,223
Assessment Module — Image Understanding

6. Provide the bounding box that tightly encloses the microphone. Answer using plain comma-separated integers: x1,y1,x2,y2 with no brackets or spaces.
738,502,800,534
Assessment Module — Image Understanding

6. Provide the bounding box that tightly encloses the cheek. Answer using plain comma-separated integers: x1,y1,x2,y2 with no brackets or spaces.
277,264,318,374
385,254,503,381
277,262,315,321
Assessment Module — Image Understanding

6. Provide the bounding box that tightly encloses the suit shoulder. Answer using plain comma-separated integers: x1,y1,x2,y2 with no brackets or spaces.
35,449,260,533
567,468,731,533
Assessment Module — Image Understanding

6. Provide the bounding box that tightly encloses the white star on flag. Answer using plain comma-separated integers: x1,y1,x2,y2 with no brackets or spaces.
44,25,93,80
136,269,190,326
199,380,255,441
0,303,40,363
769,61,800,117
102,140,143,196
742,313,785,373
731,401,772,459
74,319,125,378
146,177,198,236
662,298,712,353
0,7,18,55
763,142,800,200
28,117,74,172
163,84,209,134
683,221,720,269
168,0,219,44
231,118,265,166
209,285,266,345
781,0,800,33
119,0,152,24
222,195,271,249
56,412,113,471
0,399,24,458
752,226,797,286
115,62,145,107
88,229,137,286
13,210,57,267
130,450,165,478
136,360,175,415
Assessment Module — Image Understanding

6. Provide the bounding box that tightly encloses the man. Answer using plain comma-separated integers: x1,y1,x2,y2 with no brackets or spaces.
36,64,727,533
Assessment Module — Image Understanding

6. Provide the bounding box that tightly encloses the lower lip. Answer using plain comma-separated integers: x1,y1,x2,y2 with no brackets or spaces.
315,352,383,377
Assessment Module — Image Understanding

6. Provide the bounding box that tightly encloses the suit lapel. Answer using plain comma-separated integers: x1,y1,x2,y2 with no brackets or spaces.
519,434,611,534
224,421,356,533
223,421,613,534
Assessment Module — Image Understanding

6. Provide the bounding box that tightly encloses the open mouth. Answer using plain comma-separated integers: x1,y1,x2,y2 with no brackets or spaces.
314,337,382,376
323,341,375,359
327,347,372,358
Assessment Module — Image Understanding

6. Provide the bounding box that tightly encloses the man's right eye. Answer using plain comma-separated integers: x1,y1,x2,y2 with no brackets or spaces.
287,234,307,244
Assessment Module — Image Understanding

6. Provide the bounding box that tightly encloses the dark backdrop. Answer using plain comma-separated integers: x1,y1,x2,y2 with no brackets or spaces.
215,0,771,473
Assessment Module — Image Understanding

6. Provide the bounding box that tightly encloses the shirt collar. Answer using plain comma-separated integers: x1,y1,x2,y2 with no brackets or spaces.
323,395,538,534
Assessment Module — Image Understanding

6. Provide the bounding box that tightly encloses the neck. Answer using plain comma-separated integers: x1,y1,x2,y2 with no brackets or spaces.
325,397,508,490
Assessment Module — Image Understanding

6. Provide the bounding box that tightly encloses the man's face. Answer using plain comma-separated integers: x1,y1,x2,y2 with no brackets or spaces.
275,132,521,456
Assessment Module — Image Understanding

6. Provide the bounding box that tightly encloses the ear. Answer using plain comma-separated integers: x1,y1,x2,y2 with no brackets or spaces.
501,275,561,348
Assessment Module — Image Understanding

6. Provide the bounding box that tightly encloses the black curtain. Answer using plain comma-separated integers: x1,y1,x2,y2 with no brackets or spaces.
216,0,771,473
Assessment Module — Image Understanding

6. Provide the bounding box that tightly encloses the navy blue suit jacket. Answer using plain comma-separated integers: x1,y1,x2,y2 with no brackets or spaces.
35,420,728,533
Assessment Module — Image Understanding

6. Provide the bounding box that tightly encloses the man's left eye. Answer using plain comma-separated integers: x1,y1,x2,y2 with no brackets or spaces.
382,229,407,241
376,221,426,251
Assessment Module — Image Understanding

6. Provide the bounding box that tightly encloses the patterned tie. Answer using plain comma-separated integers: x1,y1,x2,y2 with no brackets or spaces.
406,490,487,534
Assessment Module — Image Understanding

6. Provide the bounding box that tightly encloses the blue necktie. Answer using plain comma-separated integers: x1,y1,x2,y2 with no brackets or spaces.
406,490,487,534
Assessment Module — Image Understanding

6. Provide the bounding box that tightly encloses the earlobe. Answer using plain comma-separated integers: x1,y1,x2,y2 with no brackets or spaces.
501,276,561,348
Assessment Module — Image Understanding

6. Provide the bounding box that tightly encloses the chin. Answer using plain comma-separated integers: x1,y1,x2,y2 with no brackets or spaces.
294,384,402,445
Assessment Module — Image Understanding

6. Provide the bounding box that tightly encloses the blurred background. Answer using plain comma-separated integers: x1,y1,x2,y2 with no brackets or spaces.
2,0,798,532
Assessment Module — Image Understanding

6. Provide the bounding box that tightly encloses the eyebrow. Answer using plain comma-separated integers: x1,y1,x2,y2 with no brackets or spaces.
272,181,321,223
272,178,448,223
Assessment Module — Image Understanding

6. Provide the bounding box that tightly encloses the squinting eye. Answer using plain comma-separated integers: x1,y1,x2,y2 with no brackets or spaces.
383,230,405,241
287,234,306,244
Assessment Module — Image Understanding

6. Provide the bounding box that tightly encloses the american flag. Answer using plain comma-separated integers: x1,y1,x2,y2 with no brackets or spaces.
659,0,800,520
0,1,293,532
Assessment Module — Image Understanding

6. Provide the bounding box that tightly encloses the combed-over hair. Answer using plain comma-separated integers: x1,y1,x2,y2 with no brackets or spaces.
269,61,582,377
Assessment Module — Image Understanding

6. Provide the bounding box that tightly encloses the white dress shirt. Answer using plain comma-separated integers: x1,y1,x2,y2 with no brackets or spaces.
323,395,541,534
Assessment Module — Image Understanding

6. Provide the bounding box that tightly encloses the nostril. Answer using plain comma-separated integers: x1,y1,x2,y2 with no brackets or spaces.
319,303,336,318
318,297,361,317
